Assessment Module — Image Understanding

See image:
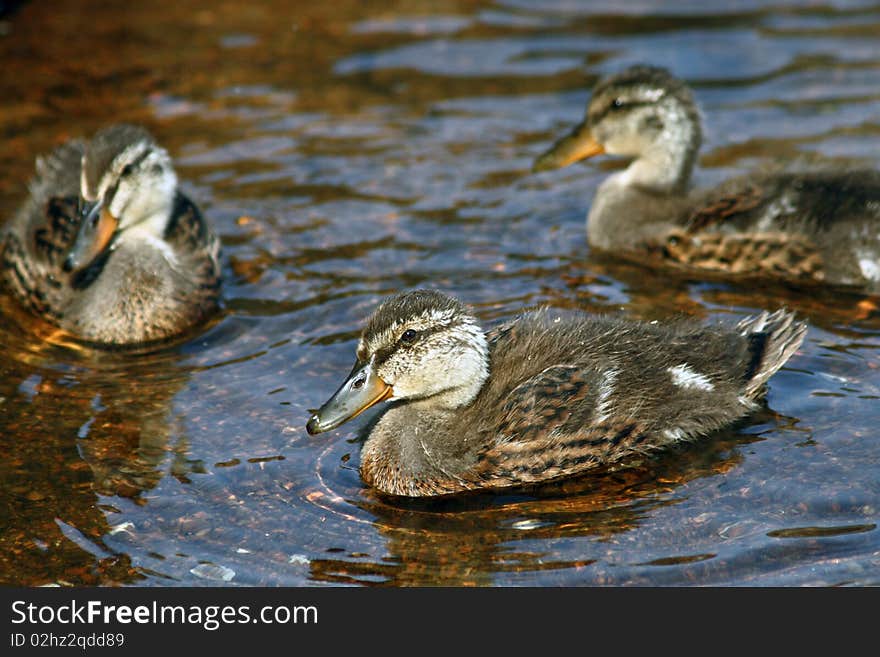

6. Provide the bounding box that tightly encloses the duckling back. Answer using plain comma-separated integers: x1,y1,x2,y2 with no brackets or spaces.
460,308,807,492
669,169,880,289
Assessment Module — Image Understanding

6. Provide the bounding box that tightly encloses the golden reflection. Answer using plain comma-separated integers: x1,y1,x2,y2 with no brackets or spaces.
2,0,879,589
0,302,200,585
307,426,764,586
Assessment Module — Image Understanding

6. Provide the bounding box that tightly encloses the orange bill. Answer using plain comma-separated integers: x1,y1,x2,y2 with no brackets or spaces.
64,201,119,273
532,120,605,172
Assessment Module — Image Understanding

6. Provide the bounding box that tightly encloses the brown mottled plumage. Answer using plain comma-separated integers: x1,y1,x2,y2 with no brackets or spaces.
306,289,806,497
533,65,880,292
1,124,221,345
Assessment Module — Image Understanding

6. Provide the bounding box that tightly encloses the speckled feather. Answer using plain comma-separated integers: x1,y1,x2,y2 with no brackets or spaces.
660,170,880,282
351,291,806,497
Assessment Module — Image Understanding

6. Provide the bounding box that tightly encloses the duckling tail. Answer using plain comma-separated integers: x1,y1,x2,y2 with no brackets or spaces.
736,309,807,400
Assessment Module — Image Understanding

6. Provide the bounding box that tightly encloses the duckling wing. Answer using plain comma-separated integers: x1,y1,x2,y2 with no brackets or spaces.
497,365,595,437
1,195,81,322
162,192,222,302
686,170,880,233
164,193,218,255
685,182,767,232
665,171,880,282
475,364,649,486
1,139,86,319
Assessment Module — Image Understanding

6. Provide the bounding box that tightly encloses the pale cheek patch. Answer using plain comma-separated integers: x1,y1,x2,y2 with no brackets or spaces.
667,364,714,391
109,185,131,219
379,321,488,406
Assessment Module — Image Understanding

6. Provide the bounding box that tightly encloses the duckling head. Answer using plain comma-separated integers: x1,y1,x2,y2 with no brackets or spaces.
64,124,178,274
306,289,489,435
533,65,701,192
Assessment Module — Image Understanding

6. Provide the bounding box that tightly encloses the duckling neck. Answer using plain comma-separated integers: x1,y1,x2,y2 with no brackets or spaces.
62,219,190,344
621,126,698,193
360,343,490,496
117,203,173,244
117,222,178,266
411,382,484,410
588,127,699,250
360,403,475,496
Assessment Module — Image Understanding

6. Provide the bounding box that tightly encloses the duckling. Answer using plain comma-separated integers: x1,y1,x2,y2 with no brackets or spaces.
533,65,880,292
306,289,806,497
1,124,221,345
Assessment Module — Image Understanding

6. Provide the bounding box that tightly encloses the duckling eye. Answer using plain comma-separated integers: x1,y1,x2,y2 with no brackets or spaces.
400,329,418,344
121,163,135,178
611,97,625,110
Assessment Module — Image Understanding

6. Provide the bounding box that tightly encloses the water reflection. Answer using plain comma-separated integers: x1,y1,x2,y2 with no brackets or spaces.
558,253,880,328
2,0,880,587
0,299,202,585
306,422,770,586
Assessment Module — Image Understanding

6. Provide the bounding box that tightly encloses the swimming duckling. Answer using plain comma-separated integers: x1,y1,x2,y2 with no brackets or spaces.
306,289,806,497
1,124,221,345
533,65,880,292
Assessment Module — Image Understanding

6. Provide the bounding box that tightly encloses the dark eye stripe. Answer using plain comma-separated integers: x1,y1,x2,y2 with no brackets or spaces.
120,148,152,177
590,98,655,124
103,148,153,205
369,321,454,368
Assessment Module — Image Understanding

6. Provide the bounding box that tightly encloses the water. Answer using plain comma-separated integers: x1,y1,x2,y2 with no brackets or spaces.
1,0,879,587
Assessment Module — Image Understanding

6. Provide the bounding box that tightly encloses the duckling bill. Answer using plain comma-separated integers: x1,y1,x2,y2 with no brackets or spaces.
63,199,119,275
308,359,393,433
534,65,880,291
307,289,806,497
1,124,222,345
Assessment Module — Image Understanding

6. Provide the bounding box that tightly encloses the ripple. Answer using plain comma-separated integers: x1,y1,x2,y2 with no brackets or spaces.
2,0,880,587
767,524,877,539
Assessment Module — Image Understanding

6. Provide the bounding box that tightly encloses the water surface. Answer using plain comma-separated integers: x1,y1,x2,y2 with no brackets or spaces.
1,0,879,586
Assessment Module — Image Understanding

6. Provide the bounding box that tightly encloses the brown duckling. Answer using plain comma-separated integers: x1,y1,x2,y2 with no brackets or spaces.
306,289,806,497
1,124,221,345
533,65,880,292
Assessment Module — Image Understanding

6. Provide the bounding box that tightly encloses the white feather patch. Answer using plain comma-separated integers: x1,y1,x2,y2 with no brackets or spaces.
668,364,714,391
594,367,619,423
663,427,687,441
